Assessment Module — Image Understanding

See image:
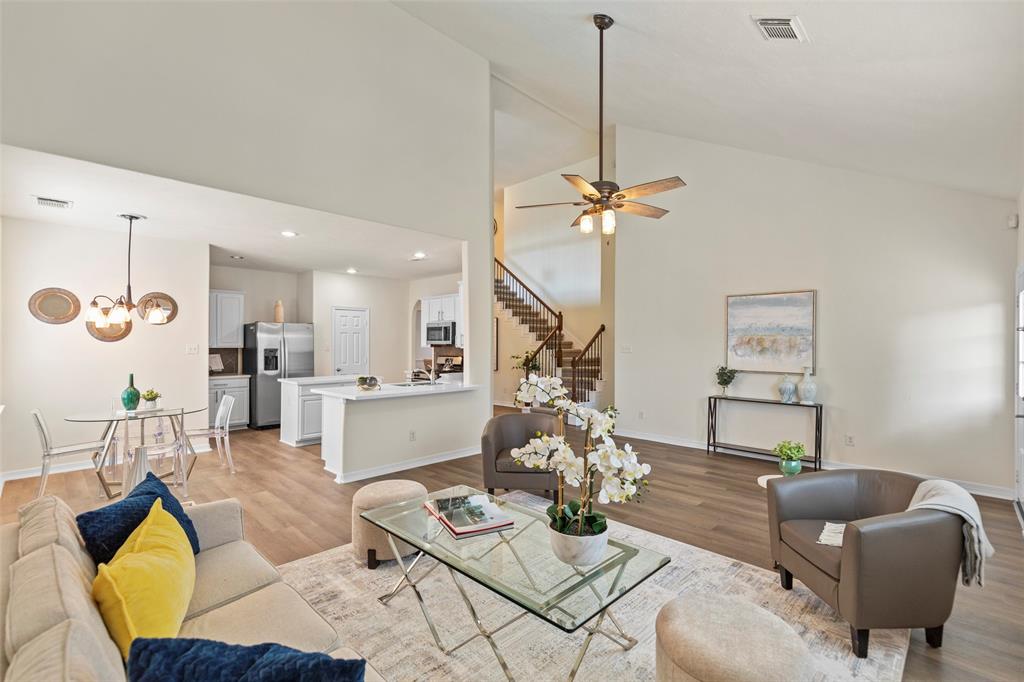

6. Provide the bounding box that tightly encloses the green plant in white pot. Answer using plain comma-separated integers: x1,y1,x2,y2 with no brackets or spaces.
773,440,805,477
511,375,651,566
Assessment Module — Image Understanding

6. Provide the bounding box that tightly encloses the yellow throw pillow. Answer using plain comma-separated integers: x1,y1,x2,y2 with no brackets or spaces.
92,497,196,659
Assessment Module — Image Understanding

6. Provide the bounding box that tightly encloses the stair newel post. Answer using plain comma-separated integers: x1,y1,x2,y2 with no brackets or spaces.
556,312,564,368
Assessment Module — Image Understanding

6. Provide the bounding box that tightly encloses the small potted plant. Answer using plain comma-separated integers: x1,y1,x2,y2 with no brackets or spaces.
141,389,161,409
773,440,805,477
716,366,738,395
511,375,651,566
510,352,541,374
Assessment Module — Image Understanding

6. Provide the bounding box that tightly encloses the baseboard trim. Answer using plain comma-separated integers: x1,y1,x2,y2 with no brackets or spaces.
333,446,478,484
613,429,1016,501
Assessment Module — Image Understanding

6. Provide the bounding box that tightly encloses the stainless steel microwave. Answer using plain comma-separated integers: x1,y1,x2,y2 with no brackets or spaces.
426,320,456,345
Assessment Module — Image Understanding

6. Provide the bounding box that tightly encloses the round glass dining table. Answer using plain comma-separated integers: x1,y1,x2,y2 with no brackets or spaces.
66,406,207,498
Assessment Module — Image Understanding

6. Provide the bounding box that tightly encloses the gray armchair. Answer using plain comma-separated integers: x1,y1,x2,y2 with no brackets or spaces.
767,470,962,658
481,412,559,498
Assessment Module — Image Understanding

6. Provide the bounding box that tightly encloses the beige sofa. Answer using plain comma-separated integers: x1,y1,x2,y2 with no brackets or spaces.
1,495,383,681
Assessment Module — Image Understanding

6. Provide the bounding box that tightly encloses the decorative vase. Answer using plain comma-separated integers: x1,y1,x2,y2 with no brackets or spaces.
121,374,141,411
779,459,802,477
548,526,609,566
273,300,284,323
798,367,817,404
778,375,797,403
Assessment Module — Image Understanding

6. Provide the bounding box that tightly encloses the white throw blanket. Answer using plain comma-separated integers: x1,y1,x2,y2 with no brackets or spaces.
907,479,995,587
817,522,846,547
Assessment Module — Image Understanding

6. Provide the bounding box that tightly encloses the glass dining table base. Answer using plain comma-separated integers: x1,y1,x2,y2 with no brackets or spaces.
377,531,638,682
90,413,200,499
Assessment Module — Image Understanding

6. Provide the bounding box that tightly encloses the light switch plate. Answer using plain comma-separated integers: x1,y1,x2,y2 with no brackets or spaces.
185,344,199,355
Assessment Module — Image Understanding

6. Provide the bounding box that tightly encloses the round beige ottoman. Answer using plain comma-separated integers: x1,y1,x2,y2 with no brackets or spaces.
656,594,815,682
352,479,428,569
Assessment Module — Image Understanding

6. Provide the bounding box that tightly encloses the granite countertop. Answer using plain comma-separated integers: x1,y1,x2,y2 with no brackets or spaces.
311,383,476,401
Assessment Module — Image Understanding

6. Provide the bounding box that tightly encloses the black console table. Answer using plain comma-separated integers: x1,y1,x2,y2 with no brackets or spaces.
707,395,823,471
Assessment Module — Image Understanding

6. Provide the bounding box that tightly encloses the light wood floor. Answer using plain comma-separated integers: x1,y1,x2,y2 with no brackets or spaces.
2,412,1021,681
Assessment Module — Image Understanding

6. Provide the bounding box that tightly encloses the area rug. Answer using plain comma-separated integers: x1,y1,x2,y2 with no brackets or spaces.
279,491,908,681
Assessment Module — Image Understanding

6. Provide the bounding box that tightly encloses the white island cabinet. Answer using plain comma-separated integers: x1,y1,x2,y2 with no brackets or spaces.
313,383,479,483
278,376,361,446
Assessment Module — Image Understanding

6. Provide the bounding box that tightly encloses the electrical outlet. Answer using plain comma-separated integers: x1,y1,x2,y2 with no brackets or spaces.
185,344,199,355
408,430,416,442
845,435,855,447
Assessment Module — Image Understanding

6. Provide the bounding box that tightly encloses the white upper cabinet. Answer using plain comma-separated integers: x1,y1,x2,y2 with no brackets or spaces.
419,290,463,348
210,290,245,348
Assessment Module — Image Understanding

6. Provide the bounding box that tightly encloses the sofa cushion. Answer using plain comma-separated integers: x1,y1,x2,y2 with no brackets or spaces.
1,523,21,680
780,519,843,579
6,620,127,682
76,472,200,565
178,582,340,653
126,638,364,682
331,647,385,682
18,496,96,580
92,499,197,659
4,544,122,674
185,540,280,619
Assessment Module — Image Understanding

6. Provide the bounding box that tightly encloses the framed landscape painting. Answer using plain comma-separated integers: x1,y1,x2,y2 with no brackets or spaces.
726,290,815,374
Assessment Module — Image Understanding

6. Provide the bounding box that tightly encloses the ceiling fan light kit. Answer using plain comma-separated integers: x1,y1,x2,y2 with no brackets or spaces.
515,13,685,234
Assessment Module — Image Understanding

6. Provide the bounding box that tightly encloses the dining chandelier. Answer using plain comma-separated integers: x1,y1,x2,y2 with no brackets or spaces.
85,214,169,328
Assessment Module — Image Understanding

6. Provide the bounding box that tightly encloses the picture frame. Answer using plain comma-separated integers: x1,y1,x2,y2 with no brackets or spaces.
725,290,816,374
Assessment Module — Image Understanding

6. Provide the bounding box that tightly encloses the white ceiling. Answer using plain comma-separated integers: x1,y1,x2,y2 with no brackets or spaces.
0,146,463,278
402,1,1024,199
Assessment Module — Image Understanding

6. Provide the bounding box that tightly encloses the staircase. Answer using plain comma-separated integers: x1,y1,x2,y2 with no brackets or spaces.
494,258,604,404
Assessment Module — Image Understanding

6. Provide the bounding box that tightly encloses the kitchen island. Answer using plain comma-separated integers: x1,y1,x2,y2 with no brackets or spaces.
278,375,362,446
313,382,479,483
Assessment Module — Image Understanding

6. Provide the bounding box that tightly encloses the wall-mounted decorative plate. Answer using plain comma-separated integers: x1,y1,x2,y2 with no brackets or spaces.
137,291,179,323
87,309,132,342
28,287,81,324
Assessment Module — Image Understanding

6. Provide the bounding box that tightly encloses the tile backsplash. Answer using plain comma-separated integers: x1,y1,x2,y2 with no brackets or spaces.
210,348,241,375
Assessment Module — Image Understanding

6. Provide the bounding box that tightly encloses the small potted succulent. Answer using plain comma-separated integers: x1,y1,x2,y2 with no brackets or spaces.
715,366,738,395
141,389,161,409
511,375,651,566
773,440,805,477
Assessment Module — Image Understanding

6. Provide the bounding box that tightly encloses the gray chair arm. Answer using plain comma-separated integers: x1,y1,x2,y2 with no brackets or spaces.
767,471,859,563
185,498,244,551
838,509,962,629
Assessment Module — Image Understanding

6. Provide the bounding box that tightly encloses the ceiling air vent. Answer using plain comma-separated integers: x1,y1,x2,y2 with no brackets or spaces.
752,16,808,42
35,196,74,209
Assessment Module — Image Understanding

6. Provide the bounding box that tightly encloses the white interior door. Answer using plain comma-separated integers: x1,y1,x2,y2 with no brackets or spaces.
332,307,369,376
1016,270,1024,504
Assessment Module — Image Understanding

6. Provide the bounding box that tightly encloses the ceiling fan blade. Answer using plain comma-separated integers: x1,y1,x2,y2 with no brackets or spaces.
614,201,669,219
515,201,589,209
562,174,600,199
614,176,686,201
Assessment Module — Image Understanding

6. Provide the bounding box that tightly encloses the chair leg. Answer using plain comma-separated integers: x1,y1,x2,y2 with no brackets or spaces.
367,548,379,570
487,488,495,496
779,566,793,590
222,432,236,474
214,435,225,465
850,626,869,658
925,625,943,648
36,457,52,499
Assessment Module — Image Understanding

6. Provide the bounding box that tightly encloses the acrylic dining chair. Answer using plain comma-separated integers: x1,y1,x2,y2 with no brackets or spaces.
30,409,107,498
186,394,236,474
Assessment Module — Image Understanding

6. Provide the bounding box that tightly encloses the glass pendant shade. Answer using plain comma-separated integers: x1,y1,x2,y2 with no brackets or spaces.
579,213,595,234
145,305,168,324
94,310,111,328
85,301,105,323
601,208,616,235
108,301,131,325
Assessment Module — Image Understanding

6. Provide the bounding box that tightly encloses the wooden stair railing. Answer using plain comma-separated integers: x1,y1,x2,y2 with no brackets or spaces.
570,324,605,403
494,258,563,377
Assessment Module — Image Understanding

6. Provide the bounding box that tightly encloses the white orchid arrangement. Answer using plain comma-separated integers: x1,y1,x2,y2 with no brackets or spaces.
510,374,651,537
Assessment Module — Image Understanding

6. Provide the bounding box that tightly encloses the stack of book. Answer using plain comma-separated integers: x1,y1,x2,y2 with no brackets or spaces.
425,493,513,539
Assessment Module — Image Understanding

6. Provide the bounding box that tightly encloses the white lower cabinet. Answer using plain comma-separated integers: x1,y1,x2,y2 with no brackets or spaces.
280,378,357,446
298,395,323,442
209,377,250,429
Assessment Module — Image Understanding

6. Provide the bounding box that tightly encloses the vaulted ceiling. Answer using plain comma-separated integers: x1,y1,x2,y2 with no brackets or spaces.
401,1,1024,199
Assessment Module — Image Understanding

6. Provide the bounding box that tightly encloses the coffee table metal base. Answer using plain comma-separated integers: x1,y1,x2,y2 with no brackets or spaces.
377,531,637,681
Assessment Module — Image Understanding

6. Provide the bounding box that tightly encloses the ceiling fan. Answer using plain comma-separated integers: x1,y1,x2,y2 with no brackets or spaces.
515,13,685,235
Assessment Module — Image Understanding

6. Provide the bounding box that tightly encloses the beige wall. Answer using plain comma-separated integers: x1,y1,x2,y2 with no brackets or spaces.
614,125,1017,493
1,0,493,447
1,218,209,476
209,265,301,324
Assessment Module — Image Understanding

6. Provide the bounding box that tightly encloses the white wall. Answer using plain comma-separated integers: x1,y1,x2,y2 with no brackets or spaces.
310,271,408,382
614,126,1017,492
1,218,209,476
1,0,493,444
209,265,300,324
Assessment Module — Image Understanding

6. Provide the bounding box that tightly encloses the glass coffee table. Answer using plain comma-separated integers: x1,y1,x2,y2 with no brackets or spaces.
361,485,670,681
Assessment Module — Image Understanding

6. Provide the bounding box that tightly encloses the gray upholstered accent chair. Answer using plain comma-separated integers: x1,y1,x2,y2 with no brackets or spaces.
481,412,559,499
767,470,963,658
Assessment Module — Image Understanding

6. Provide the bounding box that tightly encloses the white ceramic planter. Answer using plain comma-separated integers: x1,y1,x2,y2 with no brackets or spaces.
548,526,609,566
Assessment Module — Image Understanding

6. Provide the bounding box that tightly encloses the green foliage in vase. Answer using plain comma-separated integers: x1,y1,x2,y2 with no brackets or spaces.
510,352,541,372
716,366,739,388
773,440,806,461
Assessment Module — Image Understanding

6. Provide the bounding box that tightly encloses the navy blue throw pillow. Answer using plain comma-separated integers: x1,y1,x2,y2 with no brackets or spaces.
76,472,201,564
127,638,366,682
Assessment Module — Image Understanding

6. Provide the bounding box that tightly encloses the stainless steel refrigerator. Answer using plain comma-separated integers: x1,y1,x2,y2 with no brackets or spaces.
243,322,314,428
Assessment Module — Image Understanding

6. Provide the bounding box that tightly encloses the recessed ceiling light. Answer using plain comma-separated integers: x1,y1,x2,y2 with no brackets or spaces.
280,230,298,238
411,251,427,261
346,267,358,274
230,255,245,260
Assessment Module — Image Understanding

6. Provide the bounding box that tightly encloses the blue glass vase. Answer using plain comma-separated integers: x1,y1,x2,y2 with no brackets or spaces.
121,373,141,411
